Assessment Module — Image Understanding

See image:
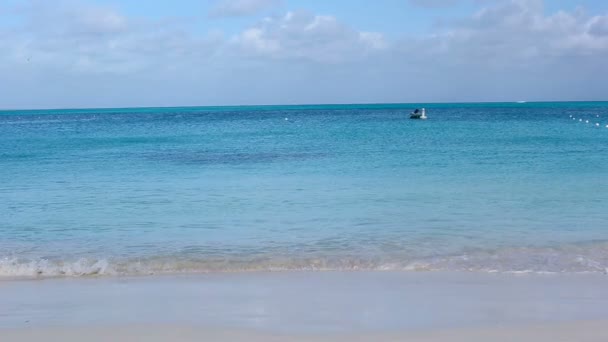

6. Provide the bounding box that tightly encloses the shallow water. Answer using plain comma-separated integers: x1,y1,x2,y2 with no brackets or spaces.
1,102,607,277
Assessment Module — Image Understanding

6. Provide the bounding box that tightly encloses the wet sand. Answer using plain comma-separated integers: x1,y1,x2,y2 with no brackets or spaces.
2,272,608,340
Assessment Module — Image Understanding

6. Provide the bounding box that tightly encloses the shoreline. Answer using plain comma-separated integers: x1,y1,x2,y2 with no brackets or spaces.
1,268,607,283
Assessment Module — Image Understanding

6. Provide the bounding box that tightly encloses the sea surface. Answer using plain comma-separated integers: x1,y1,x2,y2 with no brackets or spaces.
1,102,607,278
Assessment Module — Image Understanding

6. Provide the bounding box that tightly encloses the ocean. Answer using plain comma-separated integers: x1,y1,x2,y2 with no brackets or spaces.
1,102,607,278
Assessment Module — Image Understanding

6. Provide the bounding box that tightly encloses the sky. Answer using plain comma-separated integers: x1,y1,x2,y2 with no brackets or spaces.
0,0,607,109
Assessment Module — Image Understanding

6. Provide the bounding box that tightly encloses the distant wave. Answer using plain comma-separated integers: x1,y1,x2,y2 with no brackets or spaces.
2,242,608,279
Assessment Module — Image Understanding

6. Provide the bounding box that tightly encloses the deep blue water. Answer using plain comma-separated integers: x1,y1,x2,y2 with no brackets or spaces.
1,102,608,277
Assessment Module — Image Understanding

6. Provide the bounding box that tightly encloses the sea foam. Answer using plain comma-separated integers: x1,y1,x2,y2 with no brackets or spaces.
2,241,608,279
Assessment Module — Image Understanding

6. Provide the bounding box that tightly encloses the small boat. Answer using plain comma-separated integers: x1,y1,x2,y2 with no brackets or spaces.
410,108,427,120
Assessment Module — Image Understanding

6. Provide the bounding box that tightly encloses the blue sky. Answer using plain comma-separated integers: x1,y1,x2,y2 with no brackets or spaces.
1,0,607,109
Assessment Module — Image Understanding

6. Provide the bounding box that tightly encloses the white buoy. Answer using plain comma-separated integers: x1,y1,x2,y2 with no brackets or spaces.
597,115,600,118
284,118,289,121
596,123,600,127
579,119,583,122
569,115,573,118
586,120,589,123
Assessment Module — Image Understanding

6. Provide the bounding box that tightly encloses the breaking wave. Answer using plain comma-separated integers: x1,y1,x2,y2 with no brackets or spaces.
2,242,608,279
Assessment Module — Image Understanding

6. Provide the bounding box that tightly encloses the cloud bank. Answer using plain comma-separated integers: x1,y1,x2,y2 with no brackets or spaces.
1,0,606,108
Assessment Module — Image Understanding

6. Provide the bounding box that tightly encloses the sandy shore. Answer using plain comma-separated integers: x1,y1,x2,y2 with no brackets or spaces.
2,272,608,341
4,321,608,342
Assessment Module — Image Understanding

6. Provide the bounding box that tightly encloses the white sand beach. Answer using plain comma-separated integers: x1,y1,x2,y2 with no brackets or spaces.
4,320,608,342
2,272,608,341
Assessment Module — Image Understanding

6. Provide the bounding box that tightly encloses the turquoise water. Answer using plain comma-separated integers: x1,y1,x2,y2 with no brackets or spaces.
1,102,608,277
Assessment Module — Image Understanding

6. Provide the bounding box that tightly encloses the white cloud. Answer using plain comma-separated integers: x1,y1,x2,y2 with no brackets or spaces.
588,15,608,37
232,11,386,63
209,0,281,18
18,0,128,37
412,0,608,67
360,32,388,50
75,6,128,34
382,0,608,102
238,28,280,54
1,0,223,75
